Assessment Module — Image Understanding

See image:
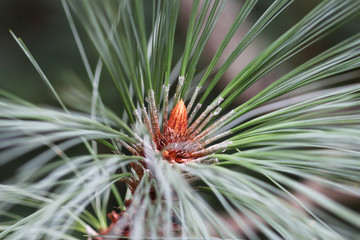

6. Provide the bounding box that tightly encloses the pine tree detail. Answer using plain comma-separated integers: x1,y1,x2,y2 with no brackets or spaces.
161,99,199,163
2,1,360,239
124,90,231,165
165,99,187,139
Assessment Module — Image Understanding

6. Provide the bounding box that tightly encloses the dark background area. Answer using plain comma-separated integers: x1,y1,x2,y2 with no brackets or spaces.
0,1,78,103
0,0,359,176
1,0,359,104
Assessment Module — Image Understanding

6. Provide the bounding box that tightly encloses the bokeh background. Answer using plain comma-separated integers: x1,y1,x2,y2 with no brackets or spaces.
1,0,359,106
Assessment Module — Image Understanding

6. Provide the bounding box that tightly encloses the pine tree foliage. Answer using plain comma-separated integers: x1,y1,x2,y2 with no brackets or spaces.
1,0,360,239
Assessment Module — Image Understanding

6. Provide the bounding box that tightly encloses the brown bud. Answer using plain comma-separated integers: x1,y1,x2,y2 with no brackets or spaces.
166,99,187,138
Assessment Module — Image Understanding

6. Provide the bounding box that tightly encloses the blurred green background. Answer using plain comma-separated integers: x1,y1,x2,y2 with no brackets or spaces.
1,1,81,104
1,0,359,109
1,0,358,105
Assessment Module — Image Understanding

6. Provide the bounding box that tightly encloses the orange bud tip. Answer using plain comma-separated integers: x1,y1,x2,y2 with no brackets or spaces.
166,99,188,137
